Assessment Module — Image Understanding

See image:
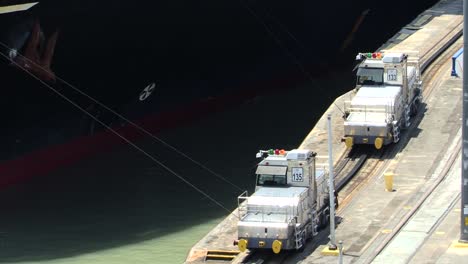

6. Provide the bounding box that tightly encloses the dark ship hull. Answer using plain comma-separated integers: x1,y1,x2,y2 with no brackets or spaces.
0,0,438,188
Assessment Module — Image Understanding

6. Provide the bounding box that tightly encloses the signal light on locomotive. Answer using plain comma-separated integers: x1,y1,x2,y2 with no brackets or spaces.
364,52,383,59
372,52,383,59
264,148,287,156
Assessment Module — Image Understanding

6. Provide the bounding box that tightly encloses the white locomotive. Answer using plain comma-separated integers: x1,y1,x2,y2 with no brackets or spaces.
235,149,334,254
343,52,422,149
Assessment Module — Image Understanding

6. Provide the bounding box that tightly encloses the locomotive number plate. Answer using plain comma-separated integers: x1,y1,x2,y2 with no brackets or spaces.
292,167,304,182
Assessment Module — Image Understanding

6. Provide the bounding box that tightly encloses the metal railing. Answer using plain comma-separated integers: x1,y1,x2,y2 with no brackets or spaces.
344,101,395,123
237,191,249,220
237,191,299,223
242,204,297,223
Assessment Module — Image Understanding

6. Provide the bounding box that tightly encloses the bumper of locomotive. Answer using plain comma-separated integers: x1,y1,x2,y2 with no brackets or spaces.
237,222,295,253
343,122,393,149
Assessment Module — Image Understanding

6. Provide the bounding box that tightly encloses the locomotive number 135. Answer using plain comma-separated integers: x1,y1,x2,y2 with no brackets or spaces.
292,167,304,182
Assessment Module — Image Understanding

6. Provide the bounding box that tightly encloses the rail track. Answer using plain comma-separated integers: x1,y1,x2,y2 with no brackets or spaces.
335,35,463,215
357,36,464,264
327,35,464,262
327,18,463,214
226,16,463,264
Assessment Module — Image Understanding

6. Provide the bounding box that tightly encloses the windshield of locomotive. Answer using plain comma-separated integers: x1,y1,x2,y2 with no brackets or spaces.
257,174,287,186
357,67,384,85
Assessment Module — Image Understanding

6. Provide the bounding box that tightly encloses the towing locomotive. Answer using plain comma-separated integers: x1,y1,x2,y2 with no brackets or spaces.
235,149,335,253
343,52,422,149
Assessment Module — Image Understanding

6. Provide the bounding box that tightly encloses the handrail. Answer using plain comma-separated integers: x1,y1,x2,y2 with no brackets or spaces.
237,191,249,220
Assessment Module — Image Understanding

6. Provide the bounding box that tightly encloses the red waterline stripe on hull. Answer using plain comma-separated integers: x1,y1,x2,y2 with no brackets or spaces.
0,74,306,189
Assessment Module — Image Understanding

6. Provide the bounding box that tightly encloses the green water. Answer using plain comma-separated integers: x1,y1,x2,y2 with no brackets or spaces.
33,219,223,264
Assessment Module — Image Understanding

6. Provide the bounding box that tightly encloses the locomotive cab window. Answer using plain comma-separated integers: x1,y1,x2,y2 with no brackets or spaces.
357,68,384,85
256,166,287,186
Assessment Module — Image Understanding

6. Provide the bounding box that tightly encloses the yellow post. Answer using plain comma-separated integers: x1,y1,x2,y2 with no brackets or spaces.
384,173,393,192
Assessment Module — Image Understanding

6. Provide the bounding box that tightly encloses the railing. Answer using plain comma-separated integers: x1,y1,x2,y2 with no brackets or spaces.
344,100,395,123
346,106,392,113
237,190,249,220
237,190,300,223
344,101,394,111
241,204,297,223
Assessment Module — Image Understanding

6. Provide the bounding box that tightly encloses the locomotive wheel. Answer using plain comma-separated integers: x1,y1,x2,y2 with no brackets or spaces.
318,205,330,230
410,99,421,117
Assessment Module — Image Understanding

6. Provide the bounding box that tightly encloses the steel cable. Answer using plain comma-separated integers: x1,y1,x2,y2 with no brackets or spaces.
0,40,245,193
0,48,236,215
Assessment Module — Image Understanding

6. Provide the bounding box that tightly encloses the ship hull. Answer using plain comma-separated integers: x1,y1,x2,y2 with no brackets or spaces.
0,0,439,188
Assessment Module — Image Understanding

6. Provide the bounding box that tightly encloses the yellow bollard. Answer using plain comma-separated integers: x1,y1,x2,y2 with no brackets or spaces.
384,173,394,192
